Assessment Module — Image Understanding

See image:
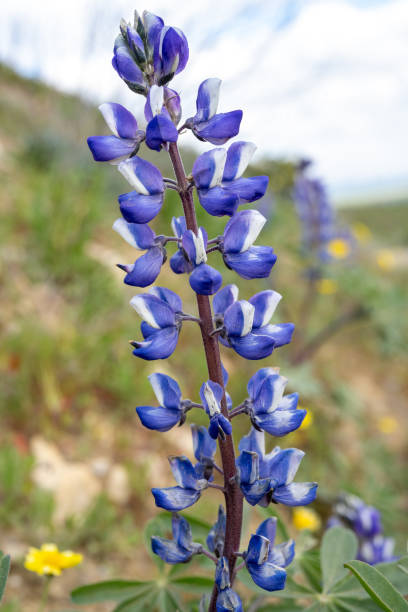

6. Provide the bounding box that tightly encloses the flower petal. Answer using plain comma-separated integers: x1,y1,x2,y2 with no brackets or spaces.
189,264,223,295
194,78,221,122
118,192,163,224
113,46,144,84
200,380,224,416
136,405,181,432
213,284,239,315
170,250,192,274
249,291,282,328
254,323,295,348
172,513,194,550
236,450,259,485
99,102,139,139
228,332,275,360
216,588,243,611
145,85,164,121
159,26,189,76
149,372,182,409
224,300,255,337
118,157,164,195
246,560,287,592
120,247,164,287
238,427,266,457
247,368,277,401
268,448,305,487
87,135,136,162
152,486,201,511
151,536,192,564
246,534,270,565
145,114,178,151
194,110,242,145
169,456,199,489
191,424,217,462
254,405,306,437
171,216,187,238
112,218,156,249
198,187,239,217
224,175,269,204
255,518,277,548
182,228,208,265
149,287,182,313
130,294,176,328
254,374,287,414
192,149,227,190
272,482,318,506
223,210,266,253
269,540,295,568
131,327,179,360
223,141,257,182
224,246,277,279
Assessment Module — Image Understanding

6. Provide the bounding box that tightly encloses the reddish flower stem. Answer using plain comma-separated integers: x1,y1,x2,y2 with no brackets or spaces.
168,142,243,610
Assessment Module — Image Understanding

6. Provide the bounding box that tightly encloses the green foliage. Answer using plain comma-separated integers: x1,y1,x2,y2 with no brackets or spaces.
344,560,408,612
0,551,11,602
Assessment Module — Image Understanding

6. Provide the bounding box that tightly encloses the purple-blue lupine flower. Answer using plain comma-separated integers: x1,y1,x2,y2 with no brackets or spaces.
152,455,208,511
112,30,146,92
354,505,382,539
186,78,242,145
117,156,165,224
359,535,398,566
191,424,217,481
215,557,243,612
144,85,178,151
151,512,201,564
200,380,232,440
237,428,317,507
244,517,294,592
246,368,306,436
180,228,223,295
136,373,184,432
164,86,182,125
207,505,226,558
192,143,269,217
129,287,183,360
87,103,145,163
220,210,277,279
154,25,189,84
113,218,166,287
213,285,294,360
170,216,193,274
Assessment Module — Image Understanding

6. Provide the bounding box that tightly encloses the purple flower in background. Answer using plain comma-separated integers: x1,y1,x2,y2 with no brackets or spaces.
152,513,201,564
186,78,242,145
144,85,178,151
220,210,277,279
212,285,294,360
237,428,317,507
113,218,166,287
129,287,183,360
215,557,243,612
200,380,232,439
246,368,306,436
152,455,209,511
117,156,165,224
192,143,269,217
87,103,145,163
244,517,294,592
359,535,397,565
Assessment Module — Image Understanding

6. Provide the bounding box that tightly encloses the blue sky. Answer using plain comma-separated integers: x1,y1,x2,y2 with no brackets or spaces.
0,0,407,199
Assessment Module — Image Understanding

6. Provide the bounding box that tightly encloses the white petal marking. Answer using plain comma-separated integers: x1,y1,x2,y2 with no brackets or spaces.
130,295,160,328
240,211,266,252
149,85,164,117
99,103,119,137
240,301,255,336
118,159,150,195
112,218,143,249
209,149,227,189
234,142,257,179
203,383,220,417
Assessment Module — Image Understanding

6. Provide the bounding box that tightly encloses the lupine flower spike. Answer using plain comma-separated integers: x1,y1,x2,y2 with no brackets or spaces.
87,7,317,608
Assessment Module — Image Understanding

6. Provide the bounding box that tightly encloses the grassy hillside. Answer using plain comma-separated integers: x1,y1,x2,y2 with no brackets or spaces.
0,63,407,610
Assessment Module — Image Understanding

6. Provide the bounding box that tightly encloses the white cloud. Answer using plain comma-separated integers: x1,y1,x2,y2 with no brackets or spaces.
0,0,407,194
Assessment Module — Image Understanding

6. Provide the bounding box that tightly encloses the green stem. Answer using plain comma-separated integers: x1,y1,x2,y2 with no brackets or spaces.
38,576,52,612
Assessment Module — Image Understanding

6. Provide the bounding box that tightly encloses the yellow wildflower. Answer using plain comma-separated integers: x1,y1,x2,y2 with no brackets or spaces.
293,507,321,532
316,278,338,295
377,416,397,435
24,544,82,576
300,409,313,430
352,222,372,243
376,249,395,271
326,238,351,260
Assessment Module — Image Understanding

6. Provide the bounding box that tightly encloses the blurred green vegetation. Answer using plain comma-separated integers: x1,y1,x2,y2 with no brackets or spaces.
0,63,407,609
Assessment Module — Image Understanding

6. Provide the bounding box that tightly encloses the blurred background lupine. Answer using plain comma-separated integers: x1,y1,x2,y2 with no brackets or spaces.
0,1,407,611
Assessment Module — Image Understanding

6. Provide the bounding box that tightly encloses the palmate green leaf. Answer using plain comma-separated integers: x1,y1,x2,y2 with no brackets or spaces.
331,596,382,611
171,575,214,594
331,556,408,599
113,589,160,612
71,580,153,603
0,551,11,602
298,549,322,592
321,527,358,592
344,560,408,612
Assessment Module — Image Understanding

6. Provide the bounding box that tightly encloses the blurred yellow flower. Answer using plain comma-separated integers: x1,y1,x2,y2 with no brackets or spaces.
293,507,321,532
352,222,372,243
377,416,397,435
24,544,82,576
316,278,338,295
300,409,313,430
376,249,395,271
326,238,351,259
